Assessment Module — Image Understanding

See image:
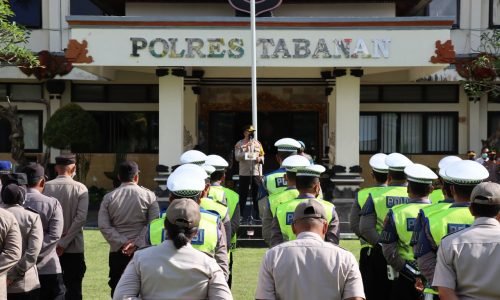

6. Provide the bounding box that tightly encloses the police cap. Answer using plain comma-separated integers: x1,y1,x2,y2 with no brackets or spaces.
444,160,489,185
205,155,229,171
369,153,389,174
166,198,201,229
296,164,326,177
404,163,438,184
167,164,206,198
282,155,311,172
55,154,76,166
438,156,462,182
385,153,412,171
179,150,207,166
274,138,301,152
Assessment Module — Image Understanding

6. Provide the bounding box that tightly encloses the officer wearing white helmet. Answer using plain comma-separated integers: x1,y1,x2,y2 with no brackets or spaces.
413,160,488,298
179,150,207,166
260,155,310,245
359,152,412,298
146,164,229,281
380,163,437,300
349,153,388,299
270,164,339,247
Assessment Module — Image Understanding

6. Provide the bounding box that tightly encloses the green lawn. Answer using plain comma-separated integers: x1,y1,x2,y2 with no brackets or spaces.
83,230,361,300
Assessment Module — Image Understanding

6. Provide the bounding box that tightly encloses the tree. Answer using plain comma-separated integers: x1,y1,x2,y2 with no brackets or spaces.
43,103,100,183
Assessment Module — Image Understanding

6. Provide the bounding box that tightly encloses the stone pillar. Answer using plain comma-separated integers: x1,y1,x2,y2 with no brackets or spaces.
159,73,184,167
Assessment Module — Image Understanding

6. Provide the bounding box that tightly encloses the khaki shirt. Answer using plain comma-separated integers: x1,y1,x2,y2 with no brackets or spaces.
43,175,89,253
3,204,43,294
0,208,22,299
99,183,159,252
234,139,264,176
24,188,64,275
113,240,233,300
433,217,500,300
256,232,365,300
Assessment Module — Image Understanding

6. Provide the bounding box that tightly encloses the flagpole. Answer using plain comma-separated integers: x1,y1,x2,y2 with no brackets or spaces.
250,0,258,140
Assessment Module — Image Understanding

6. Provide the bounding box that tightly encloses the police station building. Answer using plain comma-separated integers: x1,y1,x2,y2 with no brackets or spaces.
0,0,496,190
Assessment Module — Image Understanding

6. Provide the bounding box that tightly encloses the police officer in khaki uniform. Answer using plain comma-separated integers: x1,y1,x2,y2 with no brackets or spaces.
2,181,43,299
23,164,65,300
98,161,159,297
43,154,88,300
0,207,22,299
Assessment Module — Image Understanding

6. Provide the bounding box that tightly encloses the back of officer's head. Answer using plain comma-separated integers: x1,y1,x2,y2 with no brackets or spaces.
118,161,139,183
285,171,296,182
372,171,388,185
388,170,406,182
1,183,26,205
22,163,45,188
408,181,433,198
470,182,500,218
452,184,475,200
210,170,225,183
296,176,319,190
164,198,201,249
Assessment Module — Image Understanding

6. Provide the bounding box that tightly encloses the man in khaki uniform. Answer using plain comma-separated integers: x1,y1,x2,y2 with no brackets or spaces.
2,182,43,299
256,199,365,300
43,154,88,300
434,182,500,300
23,163,65,299
0,207,22,299
98,161,159,297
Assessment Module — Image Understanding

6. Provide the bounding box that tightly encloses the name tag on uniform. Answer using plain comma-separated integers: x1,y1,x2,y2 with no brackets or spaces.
406,218,416,231
447,223,470,234
191,229,205,245
286,212,294,225
275,177,287,188
386,196,409,208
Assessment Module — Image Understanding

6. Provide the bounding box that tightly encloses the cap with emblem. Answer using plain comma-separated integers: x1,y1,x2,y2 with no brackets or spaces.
167,164,206,198
296,164,326,177
22,163,45,185
438,156,462,182
201,164,216,176
385,153,412,171
293,199,327,222
118,161,140,179
244,125,256,132
444,160,489,185
282,155,311,172
205,155,229,171
55,154,76,166
369,153,389,174
470,182,500,205
274,138,301,152
0,160,13,174
166,198,201,229
180,150,207,166
404,163,438,184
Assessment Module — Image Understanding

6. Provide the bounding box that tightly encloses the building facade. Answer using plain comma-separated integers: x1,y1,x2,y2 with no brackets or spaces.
0,0,496,190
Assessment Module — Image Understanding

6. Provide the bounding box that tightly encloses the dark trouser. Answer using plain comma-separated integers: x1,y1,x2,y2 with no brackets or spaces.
39,274,65,300
108,251,134,297
359,247,370,299
228,251,233,288
7,289,40,300
367,245,393,300
390,276,422,300
59,253,86,300
238,175,260,219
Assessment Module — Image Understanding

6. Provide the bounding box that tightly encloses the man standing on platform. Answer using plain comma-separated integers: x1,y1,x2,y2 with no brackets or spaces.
43,154,88,300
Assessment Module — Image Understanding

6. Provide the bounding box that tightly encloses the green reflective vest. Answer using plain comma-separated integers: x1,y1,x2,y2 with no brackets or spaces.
392,202,431,261
264,169,287,196
357,186,386,248
221,187,239,245
269,188,300,217
429,189,445,204
208,185,227,205
372,186,410,233
148,210,219,255
428,206,473,247
200,197,229,220
276,198,334,242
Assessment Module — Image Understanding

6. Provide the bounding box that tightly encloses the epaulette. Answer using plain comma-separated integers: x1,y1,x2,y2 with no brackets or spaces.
140,185,152,192
25,206,39,214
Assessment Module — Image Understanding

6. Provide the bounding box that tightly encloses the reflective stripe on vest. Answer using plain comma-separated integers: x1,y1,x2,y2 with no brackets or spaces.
222,187,239,245
372,186,409,233
200,197,229,219
428,206,473,247
269,189,300,217
148,211,219,255
208,186,226,205
276,198,334,242
392,202,431,261
265,171,287,196
429,189,445,204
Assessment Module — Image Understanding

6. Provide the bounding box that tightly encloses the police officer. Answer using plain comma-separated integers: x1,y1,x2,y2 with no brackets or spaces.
349,152,388,300
205,155,230,205
413,160,488,298
270,164,339,247
359,152,412,299
23,163,65,300
147,164,230,280
2,181,43,299
98,161,159,297
43,154,88,300
0,207,22,299
380,163,436,300
261,155,310,245
429,156,462,204
259,138,302,199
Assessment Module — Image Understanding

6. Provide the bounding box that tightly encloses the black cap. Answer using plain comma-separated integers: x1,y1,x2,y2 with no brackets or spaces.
55,154,76,166
1,183,25,205
118,161,140,180
22,163,45,185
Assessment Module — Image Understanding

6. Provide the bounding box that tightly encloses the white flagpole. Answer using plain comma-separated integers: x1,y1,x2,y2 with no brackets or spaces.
250,0,258,140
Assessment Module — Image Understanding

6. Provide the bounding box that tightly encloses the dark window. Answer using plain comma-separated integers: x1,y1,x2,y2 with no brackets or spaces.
487,111,500,150
11,0,42,28
88,111,159,153
360,85,458,103
70,0,104,15
428,0,459,28
72,84,159,103
490,0,500,28
0,111,43,153
360,112,458,154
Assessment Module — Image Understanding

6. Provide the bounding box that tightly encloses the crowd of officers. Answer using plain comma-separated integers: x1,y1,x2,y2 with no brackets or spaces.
1,135,500,299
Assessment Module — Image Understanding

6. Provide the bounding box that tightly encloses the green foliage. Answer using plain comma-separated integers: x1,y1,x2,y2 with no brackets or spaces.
43,103,99,152
0,0,39,67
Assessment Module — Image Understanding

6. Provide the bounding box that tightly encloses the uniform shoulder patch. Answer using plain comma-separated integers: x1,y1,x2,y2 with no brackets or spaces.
25,206,40,214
